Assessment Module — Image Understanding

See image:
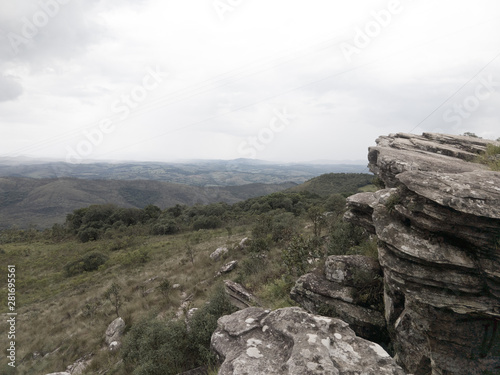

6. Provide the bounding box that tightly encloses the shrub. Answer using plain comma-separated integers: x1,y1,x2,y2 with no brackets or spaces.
385,192,401,213
104,282,122,318
120,248,150,267
351,268,384,312
282,235,318,277
151,220,180,235
122,317,191,375
65,251,108,277
121,285,235,374
475,143,500,171
328,221,367,256
187,285,237,367
77,227,101,243
159,279,171,297
192,215,222,230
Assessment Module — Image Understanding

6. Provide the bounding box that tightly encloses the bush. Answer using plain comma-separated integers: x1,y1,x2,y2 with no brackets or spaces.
328,221,367,256
192,215,222,230
121,285,235,374
122,318,191,375
475,143,500,171
77,227,101,243
282,235,318,277
119,248,150,267
187,285,237,367
151,220,180,235
65,251,108,277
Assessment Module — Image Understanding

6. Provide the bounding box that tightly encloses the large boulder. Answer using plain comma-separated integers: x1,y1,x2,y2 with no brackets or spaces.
211,307,406,375
346,132,500,374
105,317,125,350
291,255,388,345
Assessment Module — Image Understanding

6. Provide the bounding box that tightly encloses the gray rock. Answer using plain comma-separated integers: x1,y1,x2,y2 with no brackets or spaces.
218,260,238,275
291,256,388,344
224,280,260,309
211,307,406,375
66,354,92,374
345,132,500,374
210,246,228,261
238,237,249,249
105,317,125,349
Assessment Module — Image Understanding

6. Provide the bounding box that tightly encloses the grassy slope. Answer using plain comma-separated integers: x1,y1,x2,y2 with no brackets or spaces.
0,172,373,374
0,225,296,375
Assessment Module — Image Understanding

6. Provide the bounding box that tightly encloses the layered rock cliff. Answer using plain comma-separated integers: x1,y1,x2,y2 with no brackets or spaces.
345,133,500,374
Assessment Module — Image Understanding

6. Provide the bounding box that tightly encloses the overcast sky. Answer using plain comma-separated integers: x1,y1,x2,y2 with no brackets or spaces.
1,0,499,164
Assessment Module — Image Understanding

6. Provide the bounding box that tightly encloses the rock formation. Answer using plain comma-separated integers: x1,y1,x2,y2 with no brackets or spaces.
224,280,260,309
105,317,125,351
345,133,500,374
211,306,406,375
290,255,388,345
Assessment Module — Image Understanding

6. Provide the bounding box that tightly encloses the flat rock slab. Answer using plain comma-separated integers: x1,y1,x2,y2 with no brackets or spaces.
211,307,406,375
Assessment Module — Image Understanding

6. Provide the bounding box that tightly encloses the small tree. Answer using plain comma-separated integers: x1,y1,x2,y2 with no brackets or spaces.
282,235,318,277
159,279,171,297
105,282,122,318
186,242,195,264
307,206,326,238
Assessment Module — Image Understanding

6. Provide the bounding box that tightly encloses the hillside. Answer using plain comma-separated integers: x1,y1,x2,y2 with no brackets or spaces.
0,177,296,229
0,158,366,186
0,177,372,375
287,173,375,197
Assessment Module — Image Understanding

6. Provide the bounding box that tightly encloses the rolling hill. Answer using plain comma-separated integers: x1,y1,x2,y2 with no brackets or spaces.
0,177,296,229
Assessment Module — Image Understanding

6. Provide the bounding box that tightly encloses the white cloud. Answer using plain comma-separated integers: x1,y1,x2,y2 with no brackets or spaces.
0,0,499,163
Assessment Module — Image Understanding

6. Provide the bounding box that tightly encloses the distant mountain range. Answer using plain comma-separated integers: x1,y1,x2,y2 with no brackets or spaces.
0,158,370,229
0,158,367,185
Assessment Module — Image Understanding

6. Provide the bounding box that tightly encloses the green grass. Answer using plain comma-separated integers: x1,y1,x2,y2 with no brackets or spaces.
475,143,500,171
0,223,304,375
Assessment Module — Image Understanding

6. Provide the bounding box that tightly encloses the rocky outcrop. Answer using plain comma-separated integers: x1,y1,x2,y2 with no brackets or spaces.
346,132,500,375
211,306,406,375
290,255,388,345
105,317,125,351
224,280,260,309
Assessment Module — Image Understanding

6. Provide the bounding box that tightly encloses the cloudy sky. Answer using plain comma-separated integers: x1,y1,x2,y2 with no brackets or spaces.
1,0,499,164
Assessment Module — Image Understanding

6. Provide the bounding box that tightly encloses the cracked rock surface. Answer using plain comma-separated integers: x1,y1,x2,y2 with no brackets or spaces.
346,132,500,375
211,307,406,375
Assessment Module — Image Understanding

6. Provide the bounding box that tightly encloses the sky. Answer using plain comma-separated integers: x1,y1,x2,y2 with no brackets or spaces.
0,0,499,164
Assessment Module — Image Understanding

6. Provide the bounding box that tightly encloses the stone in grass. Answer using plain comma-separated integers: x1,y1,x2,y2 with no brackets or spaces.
210,246,229,261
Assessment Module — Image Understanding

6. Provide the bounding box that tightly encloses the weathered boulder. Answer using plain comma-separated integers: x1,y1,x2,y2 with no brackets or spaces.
238,237,249,249
291,255,388,345
218,260,238,275
210,246,228,261
224,280,260,309
105,317,125,350
346,132,500,375
66,354,92,375
211,307,406,375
